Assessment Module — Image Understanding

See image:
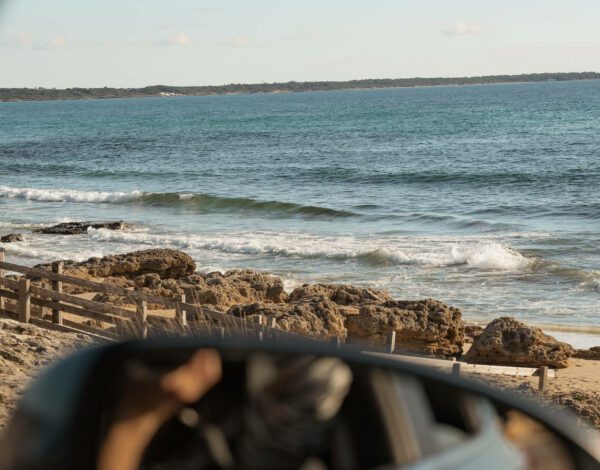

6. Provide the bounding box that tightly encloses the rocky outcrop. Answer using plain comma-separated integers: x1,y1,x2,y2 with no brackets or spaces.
345,299,464,356
228,296,346,339
0,233,23,243
33,221,129,235
464,324,484,342
290,284,392,305
180,270,288,310
34,249,465,357
464,317,574,368
39,249,196,280
574,347,600,360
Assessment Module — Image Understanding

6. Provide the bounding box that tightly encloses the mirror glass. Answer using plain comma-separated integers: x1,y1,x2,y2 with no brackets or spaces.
92,348,574,470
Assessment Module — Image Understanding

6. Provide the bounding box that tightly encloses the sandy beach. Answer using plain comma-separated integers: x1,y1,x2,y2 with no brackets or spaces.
1,247,599,434
1,315,599,433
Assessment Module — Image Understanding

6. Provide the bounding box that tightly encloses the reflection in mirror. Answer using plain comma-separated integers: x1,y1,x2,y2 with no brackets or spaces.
91,348,576,470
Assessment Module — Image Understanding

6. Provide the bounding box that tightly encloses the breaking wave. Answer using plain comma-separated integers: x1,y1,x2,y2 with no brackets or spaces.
87,228,530,271
0,186,356,218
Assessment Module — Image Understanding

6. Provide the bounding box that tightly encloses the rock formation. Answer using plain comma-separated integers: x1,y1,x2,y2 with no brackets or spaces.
33,221,129,235
574,347,600,360
0,234,23,243
464,317,574,368
289,284,392,305
345,300,464,356
39,249,196,280
182,270,288,309
228,297,346,339
35,249,466,356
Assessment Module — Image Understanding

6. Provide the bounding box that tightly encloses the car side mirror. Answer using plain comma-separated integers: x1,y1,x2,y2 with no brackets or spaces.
1,338,599,470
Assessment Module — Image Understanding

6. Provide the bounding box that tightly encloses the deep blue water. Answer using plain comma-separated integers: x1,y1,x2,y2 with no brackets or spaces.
1,81,599,339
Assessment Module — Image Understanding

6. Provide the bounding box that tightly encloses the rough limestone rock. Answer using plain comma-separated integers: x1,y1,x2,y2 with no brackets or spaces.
43,249,196,280
464,317,574,368
465,324,484,341
31,249,464,356
179,269,288,310
345,299,464,356
0,233,23,243
228,296,346,339
574,347,600,360
34,221,129,235
290,284,392,305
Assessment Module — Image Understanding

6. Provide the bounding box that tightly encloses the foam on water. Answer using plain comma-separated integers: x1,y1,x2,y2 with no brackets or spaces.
0,186,141,204
3,83,600,339
86,228,530,271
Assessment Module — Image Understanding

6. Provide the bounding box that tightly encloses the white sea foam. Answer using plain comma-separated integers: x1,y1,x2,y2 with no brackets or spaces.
86,228,529,271
1,241,102,262
0,186,142,203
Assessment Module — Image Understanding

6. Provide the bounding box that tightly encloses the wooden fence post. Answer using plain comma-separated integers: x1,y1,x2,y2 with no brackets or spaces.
452,362,462,377
176,293,187,328
52,261,63,325
386,331,396,354
538,366,548,391
336,336,344,350
19,278,31,323
0,249,5,311
136,300,148,339
254,314,266,340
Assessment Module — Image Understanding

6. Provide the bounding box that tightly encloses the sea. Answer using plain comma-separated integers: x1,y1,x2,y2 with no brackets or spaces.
1,80,599,347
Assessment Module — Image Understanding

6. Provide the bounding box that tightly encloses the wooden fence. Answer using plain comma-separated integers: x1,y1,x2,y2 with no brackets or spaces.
0,249,554,389
0,249,297,342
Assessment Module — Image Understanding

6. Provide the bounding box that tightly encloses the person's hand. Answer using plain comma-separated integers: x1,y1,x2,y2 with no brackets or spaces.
98,349,222,470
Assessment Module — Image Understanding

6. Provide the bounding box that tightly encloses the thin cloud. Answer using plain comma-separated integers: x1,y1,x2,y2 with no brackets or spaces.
168,32,191,46
443,22,480,37
192,7,224,14
49,36,66,48
220,35,251,47
281,31,322,42
153,32,191,47
1,32,66,50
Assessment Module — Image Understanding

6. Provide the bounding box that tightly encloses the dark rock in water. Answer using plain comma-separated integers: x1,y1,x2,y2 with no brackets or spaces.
0,233,23,243
574,346,600,360
345,299,464,357
34,221,128,235
464,317,574,368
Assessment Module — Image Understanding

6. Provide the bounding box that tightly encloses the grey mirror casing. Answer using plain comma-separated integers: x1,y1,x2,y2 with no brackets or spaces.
1,337,599,470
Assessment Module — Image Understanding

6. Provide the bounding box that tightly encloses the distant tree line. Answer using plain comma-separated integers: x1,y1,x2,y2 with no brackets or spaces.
2,72,599,102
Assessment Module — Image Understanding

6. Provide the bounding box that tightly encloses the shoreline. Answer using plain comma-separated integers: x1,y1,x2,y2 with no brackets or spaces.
2,72,599,103
1,247,599,431
1,244,599,351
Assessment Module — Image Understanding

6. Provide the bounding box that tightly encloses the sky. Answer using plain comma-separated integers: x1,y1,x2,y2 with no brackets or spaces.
1,0,600,88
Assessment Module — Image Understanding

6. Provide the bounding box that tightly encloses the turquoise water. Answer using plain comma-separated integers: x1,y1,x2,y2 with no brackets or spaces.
1,80,599,335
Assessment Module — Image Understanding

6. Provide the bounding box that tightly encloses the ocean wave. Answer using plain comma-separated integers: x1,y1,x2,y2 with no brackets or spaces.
0,186,141,203
0,185,356,218
87,228,529,271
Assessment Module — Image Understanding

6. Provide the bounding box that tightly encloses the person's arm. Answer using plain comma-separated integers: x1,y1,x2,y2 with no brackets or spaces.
97,349,222,470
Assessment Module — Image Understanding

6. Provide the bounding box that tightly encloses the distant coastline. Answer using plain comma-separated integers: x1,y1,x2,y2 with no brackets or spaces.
2,72,600,102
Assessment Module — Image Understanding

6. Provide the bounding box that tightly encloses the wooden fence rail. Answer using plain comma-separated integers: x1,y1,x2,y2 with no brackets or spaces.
0,249,300,342
0,249,554,388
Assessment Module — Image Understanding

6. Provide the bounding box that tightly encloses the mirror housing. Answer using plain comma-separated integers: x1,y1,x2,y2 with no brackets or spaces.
1,337,599,470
